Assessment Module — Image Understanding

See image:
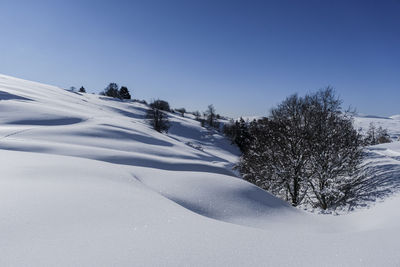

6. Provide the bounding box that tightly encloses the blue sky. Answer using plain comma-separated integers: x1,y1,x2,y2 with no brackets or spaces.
0,0,399,117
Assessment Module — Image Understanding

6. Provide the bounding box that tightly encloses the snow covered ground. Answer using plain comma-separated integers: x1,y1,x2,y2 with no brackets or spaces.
1,74,399,266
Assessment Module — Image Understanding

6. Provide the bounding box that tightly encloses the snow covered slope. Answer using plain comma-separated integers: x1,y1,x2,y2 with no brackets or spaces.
354,114,400,140
1,74,400,266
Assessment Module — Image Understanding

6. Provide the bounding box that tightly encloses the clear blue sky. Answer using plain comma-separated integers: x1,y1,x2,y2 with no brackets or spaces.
0,0,399,117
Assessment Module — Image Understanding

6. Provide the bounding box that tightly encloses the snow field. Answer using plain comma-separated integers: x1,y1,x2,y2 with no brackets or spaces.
0,74,400,266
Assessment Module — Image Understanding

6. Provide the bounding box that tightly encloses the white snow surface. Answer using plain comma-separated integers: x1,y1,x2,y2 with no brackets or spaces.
0,74,400,266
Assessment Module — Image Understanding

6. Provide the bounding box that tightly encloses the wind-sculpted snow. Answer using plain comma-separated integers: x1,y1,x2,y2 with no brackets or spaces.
0,73,400,266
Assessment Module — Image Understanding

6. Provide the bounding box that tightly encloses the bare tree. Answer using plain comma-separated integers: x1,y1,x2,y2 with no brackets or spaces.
204,104,219,128
237,95,312,206
237,87,366,210
304,88,364,209
147,100,170,133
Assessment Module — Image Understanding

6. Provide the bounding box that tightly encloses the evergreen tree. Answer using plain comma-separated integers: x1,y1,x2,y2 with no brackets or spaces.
234,118,251,152
223,117,252,153
119,86,131,99
103,83,120,98
79,86,86,93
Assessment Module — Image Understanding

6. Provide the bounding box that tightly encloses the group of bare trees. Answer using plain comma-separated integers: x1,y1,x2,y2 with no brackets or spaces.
236,88,371,210
146,100,221,133
364,123,391,145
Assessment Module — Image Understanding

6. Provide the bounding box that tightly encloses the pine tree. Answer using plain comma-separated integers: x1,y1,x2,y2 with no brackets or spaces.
119,86,131,99
79,86,86,93
223,117,252,153
234,118,251,152
103,83,120,98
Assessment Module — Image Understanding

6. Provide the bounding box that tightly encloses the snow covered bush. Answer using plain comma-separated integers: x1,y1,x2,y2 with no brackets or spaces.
237,87,366,210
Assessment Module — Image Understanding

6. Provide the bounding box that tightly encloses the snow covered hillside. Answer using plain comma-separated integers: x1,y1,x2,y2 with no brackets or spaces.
1,74,400,266
354,114,400,140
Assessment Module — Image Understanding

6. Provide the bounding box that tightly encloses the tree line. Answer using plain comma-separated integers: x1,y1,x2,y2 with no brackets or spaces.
70,82,223,134
69,83,132,100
